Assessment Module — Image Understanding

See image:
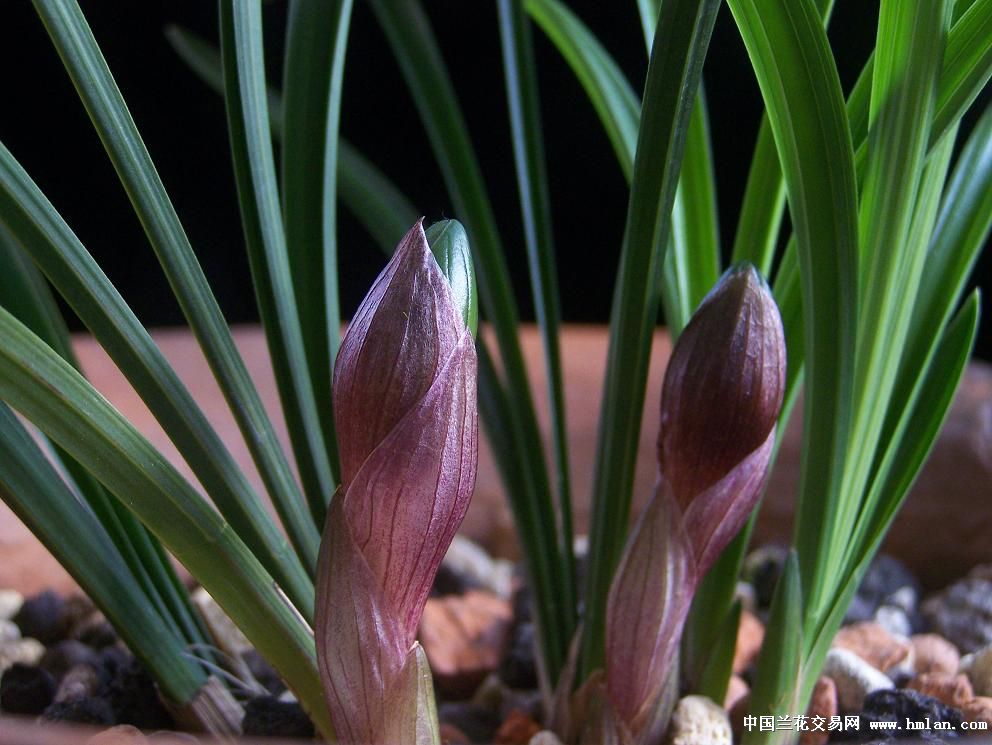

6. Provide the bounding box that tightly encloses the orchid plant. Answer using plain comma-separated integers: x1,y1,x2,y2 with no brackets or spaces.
0,0,990,744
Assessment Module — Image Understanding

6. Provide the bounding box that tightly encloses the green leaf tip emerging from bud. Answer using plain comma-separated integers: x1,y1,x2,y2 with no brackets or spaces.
425,219,478,336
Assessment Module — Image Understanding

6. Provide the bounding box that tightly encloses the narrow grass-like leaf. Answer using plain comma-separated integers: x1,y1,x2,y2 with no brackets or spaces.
850,0,991,173
800,298,979,713
666,93,720,333
850,293,980,597
934,0,992,141
281,0,353,477
730,0,831,277
726,0,859,626
31,0,320,586
742,553,803,745
0,224,75,363
0,141,315,616
825,0,951,619
0,308,332,740
580,0,720,676
164,25,417,251
795,298,979,702
497,0,576,623
635,0,662,50
0,403,207,705
908,106,992,367
368,0,569,679
731,120,786,277
525,0,639,180
634,0,721,334
692,600,740,703
0,225,209,647
526,0,720,339
861,127,959,487
219,0,335,536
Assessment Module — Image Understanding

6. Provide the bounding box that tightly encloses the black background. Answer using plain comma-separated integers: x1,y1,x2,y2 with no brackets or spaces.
2,2,989,359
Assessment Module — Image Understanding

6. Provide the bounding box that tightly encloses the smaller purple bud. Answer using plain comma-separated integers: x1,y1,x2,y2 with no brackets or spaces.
658,264,785,576
659,265,785,544
603,265,786,743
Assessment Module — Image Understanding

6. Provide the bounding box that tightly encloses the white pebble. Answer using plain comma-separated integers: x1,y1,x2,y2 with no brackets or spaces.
528,733,565,745
443,535,514,599
822,647,893,712
0,620,20,643
0,589,23,621
668,695,732,745
966,644,992,696
0,637,44,674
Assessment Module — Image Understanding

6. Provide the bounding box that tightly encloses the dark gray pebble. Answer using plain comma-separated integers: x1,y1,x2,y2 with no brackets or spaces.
743,545,788,609
847,555,921,628
0,663,55,715
498,620,538,689
40,639,101,680
438,700,502,743
432,563,484,597
241,648,286,696
833,689,963,741
41,696,116,725
13,590,67,645
104,656,174,730
922,578,992,654
75,618,118,649
242,695,315,738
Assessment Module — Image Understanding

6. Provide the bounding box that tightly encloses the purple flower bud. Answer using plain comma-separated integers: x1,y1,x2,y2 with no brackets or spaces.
659,264,785,575
604,265,785,742
315,221,478,744
659,264,785,514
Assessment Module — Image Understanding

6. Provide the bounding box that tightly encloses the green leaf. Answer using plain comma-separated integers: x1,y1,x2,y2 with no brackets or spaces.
801,294,978,693
497,0,576,623
853,293,981,578
527,0,720,338
934,0,992,143
742,553,803,745
730,0,834,277
581,0,721,677
634,0,721,335
635,0,662,50
665,91,721,333
0,308,333,740
726,0,860,627
0,140,315,618
0,224,208,648
219,0,336,536
0,403,207,705
368,0,570,679
0,224,76,363
906,106,992,387
525,0,639,180
825,0,951,619
31,0,319,592
851,0,991,174
731,118,786,278
692,600,741,704
164,24,418,252
281,0,354,480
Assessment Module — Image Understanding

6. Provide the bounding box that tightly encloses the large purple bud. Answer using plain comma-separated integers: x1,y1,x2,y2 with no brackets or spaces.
315,220,478,745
